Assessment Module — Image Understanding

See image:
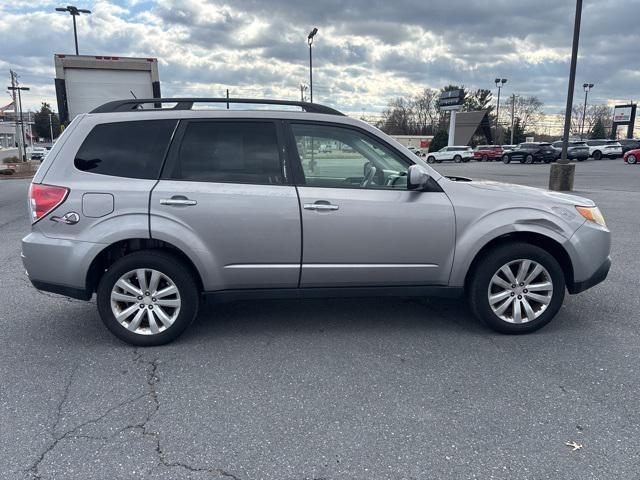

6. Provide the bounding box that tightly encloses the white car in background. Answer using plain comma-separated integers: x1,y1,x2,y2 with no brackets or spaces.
426,146,473,163
585,139,622,160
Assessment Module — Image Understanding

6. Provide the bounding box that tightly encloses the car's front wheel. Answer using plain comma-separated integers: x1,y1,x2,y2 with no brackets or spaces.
97,250,200,346
525,154,534,164
593,150,602,160
454,155,462,163
427,156,435,163
502,154,511,164
627,154,637,164
468,243,565,334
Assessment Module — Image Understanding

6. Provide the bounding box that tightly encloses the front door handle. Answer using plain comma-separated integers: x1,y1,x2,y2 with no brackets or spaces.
303,202,339,211
160,196,197,206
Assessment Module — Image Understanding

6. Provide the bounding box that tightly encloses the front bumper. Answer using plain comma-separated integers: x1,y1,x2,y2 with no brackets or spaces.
568,256,611,294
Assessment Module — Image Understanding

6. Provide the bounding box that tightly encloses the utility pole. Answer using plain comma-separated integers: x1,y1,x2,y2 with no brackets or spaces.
49,113,54,142
8,71,30,161
300,83,308,103
549,0,582,191
8,70,22,160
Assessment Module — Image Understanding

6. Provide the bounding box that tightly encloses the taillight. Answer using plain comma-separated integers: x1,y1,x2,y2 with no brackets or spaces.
29,183,69,223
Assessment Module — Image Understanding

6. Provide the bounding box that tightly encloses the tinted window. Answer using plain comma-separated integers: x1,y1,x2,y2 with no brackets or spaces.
169,122,282,184
75,120,177,179
291,123,410,190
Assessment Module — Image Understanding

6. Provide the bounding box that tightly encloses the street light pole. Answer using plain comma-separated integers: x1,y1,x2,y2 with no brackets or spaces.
580,83,594,139
494,78,507,144
49,113,54,142
510,94,519,145
307,28,317,103
55,6,92,55
549,0,582,191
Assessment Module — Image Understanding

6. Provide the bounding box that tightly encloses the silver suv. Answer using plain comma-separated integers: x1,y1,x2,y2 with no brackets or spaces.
22,98,611,346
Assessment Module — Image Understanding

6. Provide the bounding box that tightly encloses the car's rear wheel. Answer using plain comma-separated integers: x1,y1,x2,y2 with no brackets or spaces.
468,243,565,334
502,154,511,164
593,150,602,160
97,250,199,346
427,156,435,163
482,154,488,162
454,155,462,163
627,154,637,164
525,154,534,164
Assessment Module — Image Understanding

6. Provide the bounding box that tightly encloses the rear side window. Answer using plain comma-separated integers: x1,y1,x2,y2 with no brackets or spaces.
167,121,282,184
74,120,177,179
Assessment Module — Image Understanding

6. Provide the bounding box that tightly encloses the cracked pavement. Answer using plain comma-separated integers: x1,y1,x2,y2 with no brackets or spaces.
1,160,640,479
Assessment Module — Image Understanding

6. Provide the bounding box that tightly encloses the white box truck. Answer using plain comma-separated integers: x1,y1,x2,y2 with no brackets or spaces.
54,54,161,124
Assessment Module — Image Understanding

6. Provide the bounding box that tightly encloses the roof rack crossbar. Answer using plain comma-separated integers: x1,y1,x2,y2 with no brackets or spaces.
90,97,344,116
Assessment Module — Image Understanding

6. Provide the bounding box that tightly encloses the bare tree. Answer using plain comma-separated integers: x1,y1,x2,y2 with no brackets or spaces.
511,96,544,133
564,104,612,138
378,97,415,135
412,88,439,134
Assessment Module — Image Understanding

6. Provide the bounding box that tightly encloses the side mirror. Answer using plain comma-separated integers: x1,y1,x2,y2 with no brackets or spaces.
407,164,431,191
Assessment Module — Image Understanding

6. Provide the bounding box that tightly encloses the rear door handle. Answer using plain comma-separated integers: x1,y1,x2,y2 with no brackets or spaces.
160,196,197,206
303,202,339,211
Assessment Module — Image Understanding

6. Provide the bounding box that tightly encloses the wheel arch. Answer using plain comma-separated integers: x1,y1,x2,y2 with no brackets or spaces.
463,231,574,291
86,238,204,295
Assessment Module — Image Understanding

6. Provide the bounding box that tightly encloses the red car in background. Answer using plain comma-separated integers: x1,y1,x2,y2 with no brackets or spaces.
473,145,504,161
623,148,639,164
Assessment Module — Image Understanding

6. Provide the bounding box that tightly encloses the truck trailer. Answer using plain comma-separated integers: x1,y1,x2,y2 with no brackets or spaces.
54,54,161,124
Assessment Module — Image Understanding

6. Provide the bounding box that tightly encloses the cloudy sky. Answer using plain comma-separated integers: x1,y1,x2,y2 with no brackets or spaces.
1,0,638,117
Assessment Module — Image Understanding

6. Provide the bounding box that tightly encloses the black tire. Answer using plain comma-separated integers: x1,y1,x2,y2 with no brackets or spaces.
427,156,435,163
97,250,200,346
525,154,534,164
454,155,462,163
577,157,585,162
482,154,488,162
502,154,511,164
468,243,565,334
627,154,637,164
593,150,602,160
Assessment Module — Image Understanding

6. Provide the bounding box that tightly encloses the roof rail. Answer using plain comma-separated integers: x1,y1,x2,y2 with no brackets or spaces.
90,97,344,116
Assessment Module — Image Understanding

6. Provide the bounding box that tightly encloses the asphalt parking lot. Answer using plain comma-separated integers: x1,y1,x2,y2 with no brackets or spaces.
1,158,639,480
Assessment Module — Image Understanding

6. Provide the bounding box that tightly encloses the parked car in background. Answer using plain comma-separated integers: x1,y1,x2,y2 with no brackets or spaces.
21,97,611,345
426,146,473,163
618,139,640,155
26,146,47,160
501,142,557,164
550,141,590,161
407,146,424,157
585,140,622,160
623,148,639,164
473,145,503,161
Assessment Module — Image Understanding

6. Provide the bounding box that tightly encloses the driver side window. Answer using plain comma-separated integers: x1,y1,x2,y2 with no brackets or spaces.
291,123,410,189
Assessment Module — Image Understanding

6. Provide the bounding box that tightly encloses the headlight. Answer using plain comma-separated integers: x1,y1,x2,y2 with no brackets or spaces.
576,206,607,228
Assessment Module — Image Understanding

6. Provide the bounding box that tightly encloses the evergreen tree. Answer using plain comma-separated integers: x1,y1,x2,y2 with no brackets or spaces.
590,118,606,139
33,103,60,141
429,129,449,152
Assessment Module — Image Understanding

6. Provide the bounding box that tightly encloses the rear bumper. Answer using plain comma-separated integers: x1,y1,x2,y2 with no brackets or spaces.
22,232,103,300
29,279,92,300
568,256,611,294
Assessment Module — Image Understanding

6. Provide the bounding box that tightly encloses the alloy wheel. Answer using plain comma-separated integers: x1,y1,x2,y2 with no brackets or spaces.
628,155,637,164
487,259,553,324
110,268,181,335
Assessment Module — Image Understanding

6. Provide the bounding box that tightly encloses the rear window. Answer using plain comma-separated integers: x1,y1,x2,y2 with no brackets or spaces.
166,121,282,184
74,120,177,179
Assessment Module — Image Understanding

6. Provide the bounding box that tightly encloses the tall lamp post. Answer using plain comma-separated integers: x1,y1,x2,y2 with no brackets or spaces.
580,83,594,139
55,5,92,55
494,78,507,144
549,0,583,191
307,28,318,103
7,84,30,161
